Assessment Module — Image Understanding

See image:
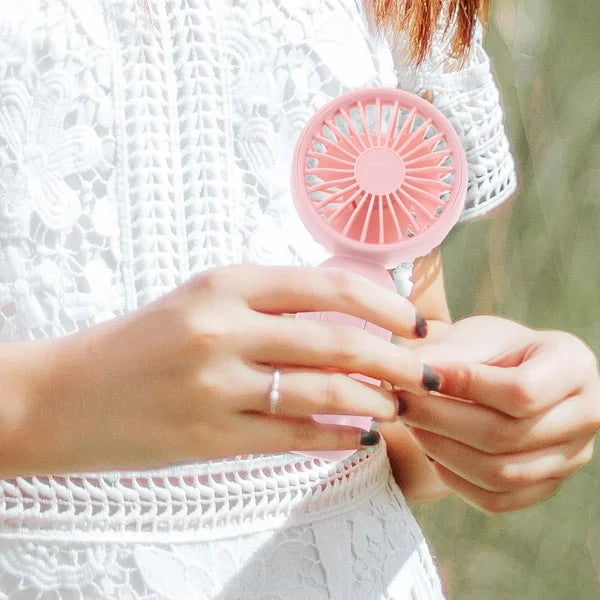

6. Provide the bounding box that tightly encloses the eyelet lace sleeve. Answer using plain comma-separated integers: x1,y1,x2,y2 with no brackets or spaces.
390,23,518,222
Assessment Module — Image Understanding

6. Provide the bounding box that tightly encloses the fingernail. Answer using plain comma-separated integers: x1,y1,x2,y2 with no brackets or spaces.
360,430,380,446
396,395,407,416
422,364,441,392
415,312,428,338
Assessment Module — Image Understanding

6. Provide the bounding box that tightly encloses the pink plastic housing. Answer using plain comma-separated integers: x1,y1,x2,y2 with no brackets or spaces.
294,255,396,462
289,88,467,461
292,88,468,267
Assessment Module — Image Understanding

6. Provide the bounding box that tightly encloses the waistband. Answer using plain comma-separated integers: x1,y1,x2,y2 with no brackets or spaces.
0,440,391,543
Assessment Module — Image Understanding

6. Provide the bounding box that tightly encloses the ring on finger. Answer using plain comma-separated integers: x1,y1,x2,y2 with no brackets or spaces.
268,368,282,414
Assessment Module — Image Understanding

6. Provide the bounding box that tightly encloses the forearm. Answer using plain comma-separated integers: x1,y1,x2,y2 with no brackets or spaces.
0,328,125,477
0,339,57,476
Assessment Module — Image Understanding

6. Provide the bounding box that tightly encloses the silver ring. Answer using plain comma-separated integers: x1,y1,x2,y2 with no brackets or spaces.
268,368,282,413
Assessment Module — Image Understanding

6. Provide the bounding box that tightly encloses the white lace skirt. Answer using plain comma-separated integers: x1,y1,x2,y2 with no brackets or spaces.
0,437,445,599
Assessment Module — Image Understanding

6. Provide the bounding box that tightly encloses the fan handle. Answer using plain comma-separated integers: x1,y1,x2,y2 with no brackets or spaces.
292,256,395,461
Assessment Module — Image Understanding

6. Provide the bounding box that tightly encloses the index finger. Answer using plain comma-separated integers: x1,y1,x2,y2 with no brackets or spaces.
432,358,568,418
203,265,425,340
250,313,428,396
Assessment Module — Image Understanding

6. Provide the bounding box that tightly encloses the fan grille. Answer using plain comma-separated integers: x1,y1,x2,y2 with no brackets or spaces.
304,98,457,245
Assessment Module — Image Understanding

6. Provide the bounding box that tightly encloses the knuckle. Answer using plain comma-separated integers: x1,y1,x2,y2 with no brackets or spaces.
482,460,506,489
189,267,226,294
188,265,247,297
572,335,597,375
481,494,509,515
548,479,563,499
194,367,228,400
330,328,360,365
588,397,600,433
189,319,231,354
483,422,517,453
577,443,595,469
582,346,600,378
549,329,581,349
325,374,350,413
509,372,539,417
549,331,598,375
378,390,399,420
292,422,360,452
338,435,361,451
586,399,600,433
452,366,474,396
488,461,525,489
330,269,362,305
292,425,321,449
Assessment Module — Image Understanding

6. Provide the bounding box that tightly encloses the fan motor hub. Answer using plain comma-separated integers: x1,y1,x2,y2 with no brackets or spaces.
354,146,405,195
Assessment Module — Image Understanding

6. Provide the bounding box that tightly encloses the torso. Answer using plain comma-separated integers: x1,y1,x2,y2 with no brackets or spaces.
0,4,515,597
0,0,399,342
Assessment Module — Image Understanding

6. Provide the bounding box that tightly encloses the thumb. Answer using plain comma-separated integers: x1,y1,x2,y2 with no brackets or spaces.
415,322,533,367
413,337,514,366
413,342,457,364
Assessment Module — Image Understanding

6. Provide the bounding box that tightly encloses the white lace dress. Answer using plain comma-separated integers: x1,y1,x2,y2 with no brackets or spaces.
0,1,516,598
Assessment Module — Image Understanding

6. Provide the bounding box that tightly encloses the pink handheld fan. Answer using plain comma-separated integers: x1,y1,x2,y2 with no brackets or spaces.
289,88,468,461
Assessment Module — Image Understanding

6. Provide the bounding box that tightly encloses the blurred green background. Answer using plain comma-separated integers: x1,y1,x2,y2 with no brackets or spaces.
413,1,600,598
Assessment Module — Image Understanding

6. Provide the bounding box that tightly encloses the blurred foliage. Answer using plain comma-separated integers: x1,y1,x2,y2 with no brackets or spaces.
413,0,600,598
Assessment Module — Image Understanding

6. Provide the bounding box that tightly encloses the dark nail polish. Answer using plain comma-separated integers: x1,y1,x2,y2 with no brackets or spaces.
415,312,428,338
396,395,407,416
360,430,380,446
422,364,441,392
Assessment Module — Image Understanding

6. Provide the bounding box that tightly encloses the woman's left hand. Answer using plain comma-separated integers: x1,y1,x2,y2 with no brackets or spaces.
397,315,600,513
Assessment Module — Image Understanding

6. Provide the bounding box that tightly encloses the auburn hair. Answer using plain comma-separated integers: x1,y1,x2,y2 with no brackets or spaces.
368,0,491,64
142,1,489,65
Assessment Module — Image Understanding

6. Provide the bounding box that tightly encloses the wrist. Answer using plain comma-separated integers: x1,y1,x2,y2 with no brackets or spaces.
391,445,451,505
381,420,451,505
0,339,62,476
0,328,113,476
403,467,451,505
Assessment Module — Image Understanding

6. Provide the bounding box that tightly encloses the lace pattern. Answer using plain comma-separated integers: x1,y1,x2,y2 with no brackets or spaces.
390,22,517,221
0,0,127,338
0,0,516,342
0,439,391,541
0,441,445,599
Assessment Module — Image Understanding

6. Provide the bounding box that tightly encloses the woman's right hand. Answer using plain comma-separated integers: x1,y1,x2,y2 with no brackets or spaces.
4,265,429,475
